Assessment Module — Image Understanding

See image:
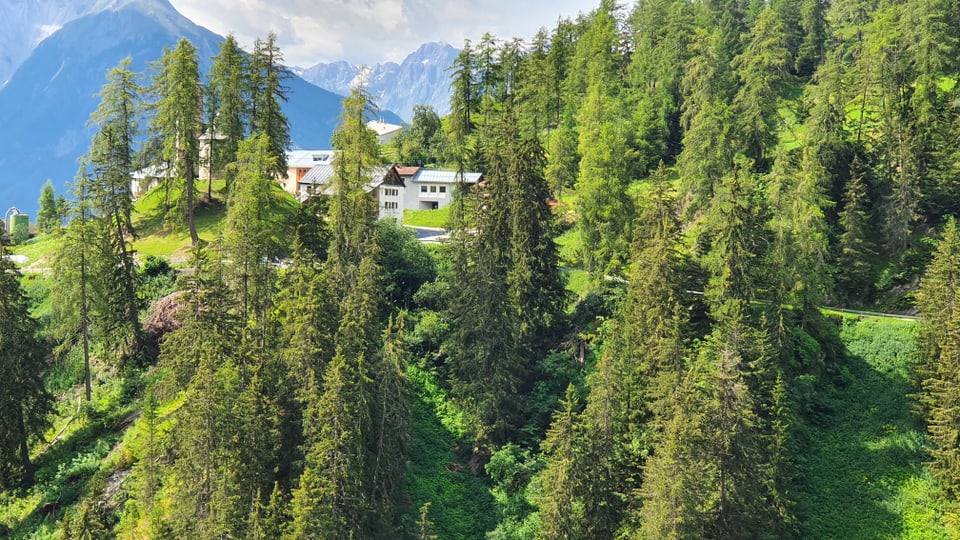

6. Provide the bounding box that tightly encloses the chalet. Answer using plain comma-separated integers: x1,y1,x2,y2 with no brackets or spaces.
285,151,483,222
297,163,406,223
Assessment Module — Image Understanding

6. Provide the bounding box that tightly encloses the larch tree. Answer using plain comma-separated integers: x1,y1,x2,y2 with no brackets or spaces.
50,166,96,402
147,38,203,244
206,34,249,193
84,56,145,366
574,83,635,277
447,39,476,171
327,86,381,296
249,32,291,177
224,133,287,324
731,6,792,170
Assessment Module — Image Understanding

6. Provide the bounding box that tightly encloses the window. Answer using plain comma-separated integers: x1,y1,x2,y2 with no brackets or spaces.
439,186,447,193
421,186,428,193
384,201,399,209
383,188,398,197
430,186,437,193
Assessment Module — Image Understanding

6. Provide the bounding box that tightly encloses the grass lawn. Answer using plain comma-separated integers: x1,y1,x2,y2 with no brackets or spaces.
404,206,450,229
132,180,298,261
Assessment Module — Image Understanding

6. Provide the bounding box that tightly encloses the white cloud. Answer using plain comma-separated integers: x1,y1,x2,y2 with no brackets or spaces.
169,0,596,67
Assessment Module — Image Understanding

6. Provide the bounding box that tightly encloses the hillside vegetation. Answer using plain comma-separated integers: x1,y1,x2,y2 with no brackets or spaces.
3,0,960,538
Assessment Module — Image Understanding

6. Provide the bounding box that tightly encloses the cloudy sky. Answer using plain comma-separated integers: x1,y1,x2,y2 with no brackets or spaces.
167,0,599,68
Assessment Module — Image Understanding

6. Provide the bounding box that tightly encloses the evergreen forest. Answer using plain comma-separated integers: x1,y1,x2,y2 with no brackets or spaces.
3,0,960,538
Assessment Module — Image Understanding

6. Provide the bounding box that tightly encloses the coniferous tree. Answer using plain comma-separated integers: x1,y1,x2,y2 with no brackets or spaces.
206,34,249,192
148,38,203,244
327,86,380,294
533,385,587,540
500,114,566,359
766,147,830,332
225,133,288,323
447,40,477,170
626,0,696,167
51,167,96,402
370,314,412,532
0,237,52,487
731,7,792,169
834,156,878,304
249,32,291,177
917,217,960,527
702,157,764,322
796,0,828,75
574,83,635,277
37,180,61,234
84,56,144,366
288,351,370,539
677,28,737,219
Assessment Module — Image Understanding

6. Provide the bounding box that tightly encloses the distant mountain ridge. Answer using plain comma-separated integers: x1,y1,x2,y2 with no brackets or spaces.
0,0,400,215
295,42,458,122
0,0,100,86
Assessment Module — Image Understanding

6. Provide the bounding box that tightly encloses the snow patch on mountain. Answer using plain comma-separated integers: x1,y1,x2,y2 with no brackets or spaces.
296,41,459,122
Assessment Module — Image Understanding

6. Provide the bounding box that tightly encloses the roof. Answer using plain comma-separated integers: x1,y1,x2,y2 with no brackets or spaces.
395,166,421,177
132,164,168,179
366,120,403,137
411,169,483,184
287,150,335,169
299,164,403,197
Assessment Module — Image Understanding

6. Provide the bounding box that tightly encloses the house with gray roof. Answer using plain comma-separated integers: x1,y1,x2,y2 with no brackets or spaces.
297,163,406,223
287,151,483,223
399,167,483,210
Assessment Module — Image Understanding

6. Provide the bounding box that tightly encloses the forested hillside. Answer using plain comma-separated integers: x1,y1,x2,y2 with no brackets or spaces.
2,0,960,538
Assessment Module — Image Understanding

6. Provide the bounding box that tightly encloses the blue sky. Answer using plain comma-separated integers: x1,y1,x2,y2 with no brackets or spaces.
168,0,599,67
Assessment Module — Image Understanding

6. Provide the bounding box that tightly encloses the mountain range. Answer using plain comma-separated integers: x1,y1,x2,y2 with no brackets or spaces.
294,41,458,123
0,0,403,216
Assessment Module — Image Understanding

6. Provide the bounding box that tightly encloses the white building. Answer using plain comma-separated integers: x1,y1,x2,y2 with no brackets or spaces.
366,120,404,145
297,163,406,223
399,167,483,210
286,152,483,223
284,150,335,195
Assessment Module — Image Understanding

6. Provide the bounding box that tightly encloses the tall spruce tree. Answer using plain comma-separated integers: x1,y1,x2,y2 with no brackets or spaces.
532,385,587,540
917,217,960,526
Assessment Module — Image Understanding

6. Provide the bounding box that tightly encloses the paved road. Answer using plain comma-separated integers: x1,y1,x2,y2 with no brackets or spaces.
409,226,448,243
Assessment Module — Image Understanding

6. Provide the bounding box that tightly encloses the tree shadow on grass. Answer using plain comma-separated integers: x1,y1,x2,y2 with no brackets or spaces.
405,368,497,539
794,318,933,539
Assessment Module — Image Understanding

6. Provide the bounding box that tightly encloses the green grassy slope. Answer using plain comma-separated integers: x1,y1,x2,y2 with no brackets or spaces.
794,317,948,539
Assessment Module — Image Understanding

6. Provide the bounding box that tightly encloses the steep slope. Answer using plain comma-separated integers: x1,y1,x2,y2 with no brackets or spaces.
0,0,100,86
296,41,458,122
0,0,400,215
